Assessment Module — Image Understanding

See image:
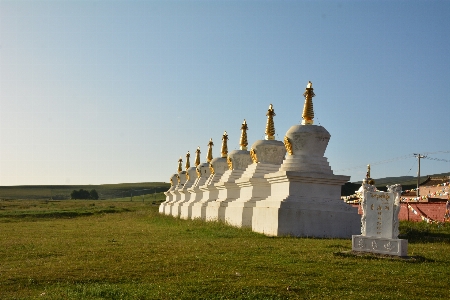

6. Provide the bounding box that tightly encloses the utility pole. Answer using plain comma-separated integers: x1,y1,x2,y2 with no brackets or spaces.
413,153,426,198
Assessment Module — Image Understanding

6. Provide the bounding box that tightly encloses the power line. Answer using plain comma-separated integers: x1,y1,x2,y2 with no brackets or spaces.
335,150,450,172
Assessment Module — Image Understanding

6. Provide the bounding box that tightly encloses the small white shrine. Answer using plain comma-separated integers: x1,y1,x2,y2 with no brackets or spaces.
352,182,408,256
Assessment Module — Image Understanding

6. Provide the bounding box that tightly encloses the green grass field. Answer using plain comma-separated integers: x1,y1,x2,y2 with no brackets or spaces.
1,198,449,299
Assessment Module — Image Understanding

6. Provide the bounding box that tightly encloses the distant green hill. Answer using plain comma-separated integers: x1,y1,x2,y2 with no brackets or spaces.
0,182,170,200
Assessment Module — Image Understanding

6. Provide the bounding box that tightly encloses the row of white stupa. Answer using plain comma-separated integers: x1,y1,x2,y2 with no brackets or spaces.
160,82,360,238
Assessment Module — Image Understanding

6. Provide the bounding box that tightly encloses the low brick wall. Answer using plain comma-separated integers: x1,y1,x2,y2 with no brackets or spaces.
351,202,447,222
400,202,447,222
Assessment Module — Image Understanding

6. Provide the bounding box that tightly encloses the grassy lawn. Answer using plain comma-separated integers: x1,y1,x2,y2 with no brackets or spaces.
1,199,449,299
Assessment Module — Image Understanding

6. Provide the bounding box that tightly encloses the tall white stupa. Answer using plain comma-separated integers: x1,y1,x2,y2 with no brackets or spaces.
205,120,253,222
170,151,198,217
225,104,287,227
252,81,360,238
179,141,212,220
191,132,230,220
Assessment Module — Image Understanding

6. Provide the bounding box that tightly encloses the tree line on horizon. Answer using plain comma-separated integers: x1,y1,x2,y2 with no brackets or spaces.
70,189,99,200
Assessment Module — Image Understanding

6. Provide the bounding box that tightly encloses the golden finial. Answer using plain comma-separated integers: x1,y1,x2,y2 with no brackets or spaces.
185,151,190,170
195,147,201,167
265,104,276,140
177,157,183,173
302,81,315,125
240,119,249,150
365,164,375,185
206,138,214,162
221,131,228,158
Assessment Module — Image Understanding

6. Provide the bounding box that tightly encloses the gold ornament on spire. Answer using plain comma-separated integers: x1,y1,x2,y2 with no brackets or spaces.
206,138,214,162
177,157,183,173
365,164,375,185
240,119,249,150
195,147,201,167
284,136,293,155
185,151,190,170
221,131,228,158
265,104,276,140
302,81,315,125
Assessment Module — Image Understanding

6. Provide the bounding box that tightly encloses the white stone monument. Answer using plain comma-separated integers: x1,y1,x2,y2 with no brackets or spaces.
171,151,198,217
225,104,286,227
179,143,212,220
252,81,360,238
191,133,229,220
159,171,179,214
164,157,187,215
205,120,253,222
352,183,408,256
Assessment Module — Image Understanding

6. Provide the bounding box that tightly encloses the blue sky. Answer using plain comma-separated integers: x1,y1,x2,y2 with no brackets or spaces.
1,0,449,185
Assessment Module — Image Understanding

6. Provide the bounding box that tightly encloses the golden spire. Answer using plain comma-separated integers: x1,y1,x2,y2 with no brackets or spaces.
195,147,201,167
240,119,249,150
177,157,183,173
221,131,228,158
302,81,315,125
265,104,276,140
366,164,371,179
206,138,214,162
185,151,190,170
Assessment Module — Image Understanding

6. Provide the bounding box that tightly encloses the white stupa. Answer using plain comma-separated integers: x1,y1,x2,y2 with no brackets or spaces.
159,161,180,214
225,104,287,227
191,132,230,220
205,119,253,222
252,81,360,238
179,142,212,220
170,151,198,217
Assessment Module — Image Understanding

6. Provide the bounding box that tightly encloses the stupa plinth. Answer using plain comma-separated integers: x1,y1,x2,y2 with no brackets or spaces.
252,81,360,238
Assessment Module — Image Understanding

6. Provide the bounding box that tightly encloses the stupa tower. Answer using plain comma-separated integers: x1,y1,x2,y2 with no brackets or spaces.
180,140,212,220
252,81,360,238
192,132,230,220
170,150,198,218
205,120,253,222
160,158,183,214
225,104,286,228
